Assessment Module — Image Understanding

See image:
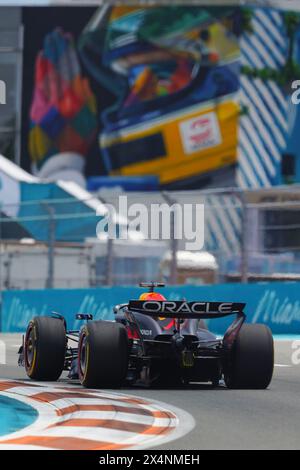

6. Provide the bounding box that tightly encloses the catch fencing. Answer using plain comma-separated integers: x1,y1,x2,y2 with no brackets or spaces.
1,187,300,289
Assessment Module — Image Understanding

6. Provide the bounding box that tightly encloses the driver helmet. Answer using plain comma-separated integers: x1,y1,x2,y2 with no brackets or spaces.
139,292,166,301
139,292,175,328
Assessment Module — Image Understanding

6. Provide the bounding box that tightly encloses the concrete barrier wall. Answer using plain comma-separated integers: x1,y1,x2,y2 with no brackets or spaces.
1,283,300,334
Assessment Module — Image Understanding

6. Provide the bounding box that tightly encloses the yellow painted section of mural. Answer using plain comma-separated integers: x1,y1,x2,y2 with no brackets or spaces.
101,99,239,184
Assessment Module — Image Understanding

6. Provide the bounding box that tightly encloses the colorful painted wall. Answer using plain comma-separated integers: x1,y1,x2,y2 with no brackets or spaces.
4,5,300,190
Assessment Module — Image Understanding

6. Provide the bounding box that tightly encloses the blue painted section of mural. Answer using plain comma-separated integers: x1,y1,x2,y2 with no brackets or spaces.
2,283,300,335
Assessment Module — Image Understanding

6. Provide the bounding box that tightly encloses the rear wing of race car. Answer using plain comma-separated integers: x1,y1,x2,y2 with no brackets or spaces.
128,300,246,319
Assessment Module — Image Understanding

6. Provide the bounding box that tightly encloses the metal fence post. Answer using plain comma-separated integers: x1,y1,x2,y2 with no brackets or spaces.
0,210,2,320
98,196,114,286
239,191,249,284
105,237,114,286
45,205,55,289
162,192,178,285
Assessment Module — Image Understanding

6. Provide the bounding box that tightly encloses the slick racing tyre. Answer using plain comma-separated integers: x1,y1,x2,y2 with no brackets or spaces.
24,316,66,381
78,321,129,388
224,324,274,389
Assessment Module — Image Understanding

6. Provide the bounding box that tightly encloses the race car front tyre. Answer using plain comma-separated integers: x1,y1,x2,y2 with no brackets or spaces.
224,324,274,389
24,316,66,381
78,321,129,388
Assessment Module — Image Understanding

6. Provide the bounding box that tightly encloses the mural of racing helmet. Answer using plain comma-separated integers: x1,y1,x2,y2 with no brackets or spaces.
79,5,241,189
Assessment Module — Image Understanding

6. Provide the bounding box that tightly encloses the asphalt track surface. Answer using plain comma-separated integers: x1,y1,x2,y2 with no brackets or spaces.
0,334,299,450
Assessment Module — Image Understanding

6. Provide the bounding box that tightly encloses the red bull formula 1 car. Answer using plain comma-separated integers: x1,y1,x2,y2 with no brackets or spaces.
19,282,274,389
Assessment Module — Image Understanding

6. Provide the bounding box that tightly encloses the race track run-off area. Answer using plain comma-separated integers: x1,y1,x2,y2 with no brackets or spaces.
0,380,194,450
0,335,300,450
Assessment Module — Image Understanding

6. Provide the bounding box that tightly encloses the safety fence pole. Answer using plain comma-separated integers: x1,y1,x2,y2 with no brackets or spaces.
239,191,249,284
162,192,178,285
43,204,55,289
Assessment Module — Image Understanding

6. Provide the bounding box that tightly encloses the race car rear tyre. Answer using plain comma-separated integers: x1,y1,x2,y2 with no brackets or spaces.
224,324,274,389
78,321,129,389
24,316,66,381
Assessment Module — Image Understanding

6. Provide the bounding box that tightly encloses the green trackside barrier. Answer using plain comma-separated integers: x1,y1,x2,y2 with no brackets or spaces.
1,282,300,335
